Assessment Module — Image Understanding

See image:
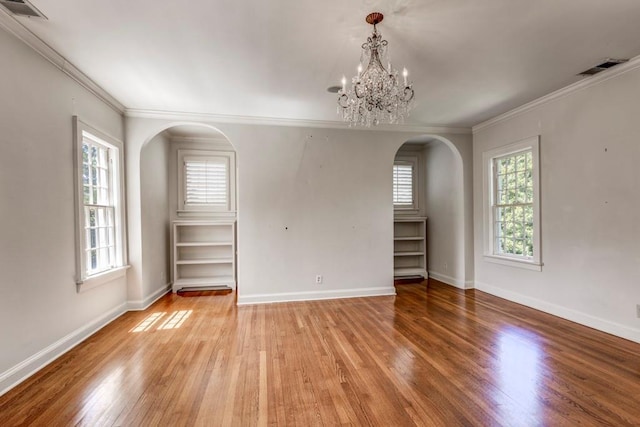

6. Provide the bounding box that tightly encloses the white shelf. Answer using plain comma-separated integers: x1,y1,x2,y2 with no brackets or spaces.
173,276,235,288
176,258,233,265
394,217,427,278
172,221,236,292
394,267,426,276
176,242,232,247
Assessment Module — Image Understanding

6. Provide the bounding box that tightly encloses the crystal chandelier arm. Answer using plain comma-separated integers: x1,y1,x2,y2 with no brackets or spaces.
403,87,414,102
338,93,349,108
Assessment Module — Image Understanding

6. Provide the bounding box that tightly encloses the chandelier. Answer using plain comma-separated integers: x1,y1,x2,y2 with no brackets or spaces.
338,12,415,127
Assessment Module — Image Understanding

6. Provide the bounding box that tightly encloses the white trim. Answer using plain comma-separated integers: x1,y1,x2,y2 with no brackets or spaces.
127,283,171,311
126,109,472,134
177,149,236,213
0,302,127,397
0,9,124,114
483,255,542,271
169,136,232,148
176,210,237,219
475,281,640,344
482,136,541,268
76,265,130,292
393,156,419,211
428,271,471,289
473,55,640,133
237,286,396,305
73,117,128,286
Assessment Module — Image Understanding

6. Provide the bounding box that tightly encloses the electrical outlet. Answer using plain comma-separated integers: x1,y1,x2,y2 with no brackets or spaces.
315,275,323,284
444,263,448,272
636,304,640,318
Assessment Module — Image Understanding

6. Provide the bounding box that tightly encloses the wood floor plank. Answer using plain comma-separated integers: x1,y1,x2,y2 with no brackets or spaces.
2,280,640,426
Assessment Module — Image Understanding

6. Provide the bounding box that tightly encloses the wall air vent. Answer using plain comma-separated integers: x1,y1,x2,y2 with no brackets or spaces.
578,58,628,76
0,0,47,19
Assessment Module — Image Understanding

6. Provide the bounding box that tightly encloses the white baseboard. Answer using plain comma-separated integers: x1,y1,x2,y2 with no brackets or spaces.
475,281,640,344
0,302,128,397
127,283,171,311
428,271,472,289
237,286,396,305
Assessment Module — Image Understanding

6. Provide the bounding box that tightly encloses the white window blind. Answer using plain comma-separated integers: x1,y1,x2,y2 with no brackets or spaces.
184,157,228,206
393,163,414,206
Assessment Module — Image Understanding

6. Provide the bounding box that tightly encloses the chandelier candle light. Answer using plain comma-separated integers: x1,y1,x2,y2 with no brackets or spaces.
338,12,415,126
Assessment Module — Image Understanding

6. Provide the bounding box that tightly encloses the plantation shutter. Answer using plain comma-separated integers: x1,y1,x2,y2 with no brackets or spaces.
393,163,413,206
184,157,228,207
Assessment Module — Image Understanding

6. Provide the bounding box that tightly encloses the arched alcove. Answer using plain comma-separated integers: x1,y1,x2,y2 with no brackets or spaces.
133,122,238,305
392,134,467,288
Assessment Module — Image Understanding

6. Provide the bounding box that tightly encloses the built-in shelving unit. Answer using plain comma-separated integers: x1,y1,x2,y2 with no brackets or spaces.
172,220,236,292
394,217,427,278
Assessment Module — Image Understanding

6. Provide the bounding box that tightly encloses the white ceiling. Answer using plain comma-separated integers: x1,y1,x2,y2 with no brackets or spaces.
10,0,640,127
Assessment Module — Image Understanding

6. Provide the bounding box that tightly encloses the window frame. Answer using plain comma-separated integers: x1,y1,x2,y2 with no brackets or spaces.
177,149,236,217
482,135,542,271
393,155,418,213
73,117,128,291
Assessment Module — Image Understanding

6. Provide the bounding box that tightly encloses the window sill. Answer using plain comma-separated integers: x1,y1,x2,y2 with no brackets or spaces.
76,265,130,293
484,255,542,271
177,210,237,219
394,208,419,216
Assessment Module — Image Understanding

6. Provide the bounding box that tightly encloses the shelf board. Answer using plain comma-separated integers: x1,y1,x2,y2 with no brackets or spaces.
394,236,424,241
394,267,426,277
176,258,233,265
176,242,233,247
174,276,235,286
394,217,427,222
394,251,424,257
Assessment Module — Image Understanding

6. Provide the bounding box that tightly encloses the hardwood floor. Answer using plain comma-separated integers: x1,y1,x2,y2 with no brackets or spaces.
2,280,640,426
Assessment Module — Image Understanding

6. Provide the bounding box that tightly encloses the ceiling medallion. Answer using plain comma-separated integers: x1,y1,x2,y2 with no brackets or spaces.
338,12,415,127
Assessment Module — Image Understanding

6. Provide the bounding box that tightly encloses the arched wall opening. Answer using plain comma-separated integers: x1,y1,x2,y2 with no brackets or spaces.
135,122,238,303
392,134,467,288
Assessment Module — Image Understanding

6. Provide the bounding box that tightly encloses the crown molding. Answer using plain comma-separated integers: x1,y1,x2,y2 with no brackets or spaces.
473,55,640,134
169,136,232,146
0,9,125,114
0,8,469,134
125,108,472,135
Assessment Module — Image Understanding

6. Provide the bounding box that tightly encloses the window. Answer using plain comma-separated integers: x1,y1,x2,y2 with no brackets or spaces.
393,156,417,211
74,118,127,289
483,136,541,270
178,149,236,215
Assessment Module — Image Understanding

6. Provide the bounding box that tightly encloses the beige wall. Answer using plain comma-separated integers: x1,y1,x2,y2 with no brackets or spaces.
140,133,171,303
126,119,474,304
424,142,466,286
0,28,126,393
473,65,640,343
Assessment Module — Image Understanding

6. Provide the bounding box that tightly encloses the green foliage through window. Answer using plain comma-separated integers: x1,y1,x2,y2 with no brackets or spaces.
493,150,534,258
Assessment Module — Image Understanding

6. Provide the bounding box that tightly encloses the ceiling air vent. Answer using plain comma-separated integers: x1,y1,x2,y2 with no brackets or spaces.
578,58,628,76
0,0,47,19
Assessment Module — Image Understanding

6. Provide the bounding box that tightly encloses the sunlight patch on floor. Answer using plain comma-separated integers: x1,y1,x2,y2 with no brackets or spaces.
158,310,192,330
130,312,166,333
130,310,194,332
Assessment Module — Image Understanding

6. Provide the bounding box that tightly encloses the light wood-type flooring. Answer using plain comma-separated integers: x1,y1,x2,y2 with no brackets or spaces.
2,280,640,426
